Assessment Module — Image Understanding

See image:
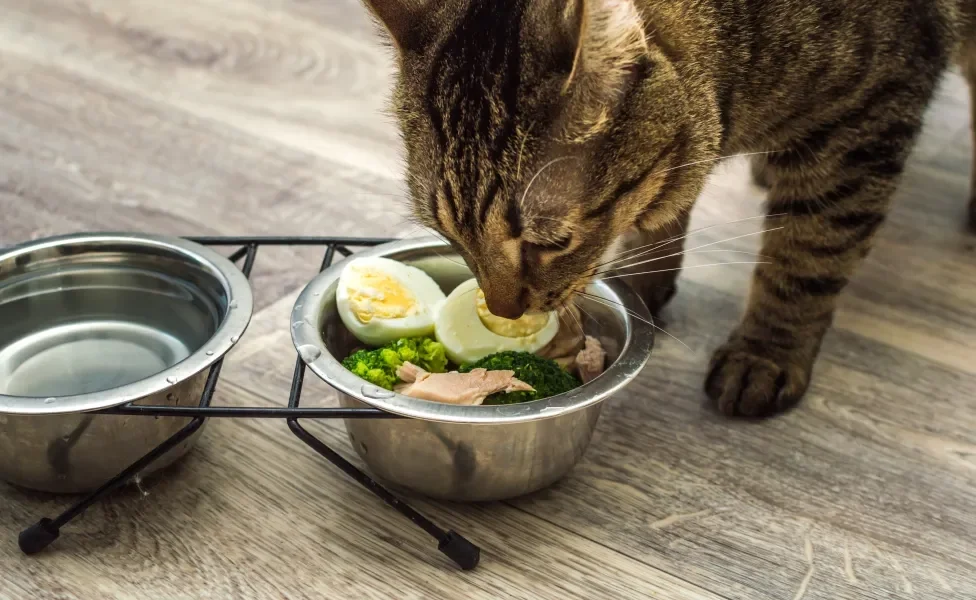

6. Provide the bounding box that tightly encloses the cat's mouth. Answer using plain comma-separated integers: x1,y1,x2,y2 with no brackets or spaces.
542,280,594,315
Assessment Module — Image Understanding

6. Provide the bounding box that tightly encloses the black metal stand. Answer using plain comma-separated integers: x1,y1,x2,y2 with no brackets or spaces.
16,236,480,571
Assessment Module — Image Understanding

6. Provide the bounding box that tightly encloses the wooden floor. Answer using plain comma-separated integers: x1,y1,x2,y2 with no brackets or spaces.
2,1,975,598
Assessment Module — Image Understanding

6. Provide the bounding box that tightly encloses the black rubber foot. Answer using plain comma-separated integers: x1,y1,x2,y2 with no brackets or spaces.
438,530,480,570
19,518,60,555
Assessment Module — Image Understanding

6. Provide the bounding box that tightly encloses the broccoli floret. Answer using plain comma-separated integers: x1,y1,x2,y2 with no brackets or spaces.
341,336,447,390
389,337,448,374
459,351,580,405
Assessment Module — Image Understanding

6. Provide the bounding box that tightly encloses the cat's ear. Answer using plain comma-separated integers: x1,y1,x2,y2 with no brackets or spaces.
557,0,650,141
523,0,587,67
566,0,648,90
361,0,430,53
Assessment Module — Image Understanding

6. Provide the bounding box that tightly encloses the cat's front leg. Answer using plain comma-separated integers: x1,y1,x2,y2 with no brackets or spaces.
706,113,925,417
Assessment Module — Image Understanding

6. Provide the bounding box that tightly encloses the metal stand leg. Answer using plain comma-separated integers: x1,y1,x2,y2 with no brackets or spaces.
19,359,227,555
18,418,205,554
285,359,480,570
287,420,480,570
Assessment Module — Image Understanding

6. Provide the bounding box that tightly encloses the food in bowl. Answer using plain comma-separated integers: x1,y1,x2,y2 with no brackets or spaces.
336,256,446,346
336,257,606,405
394,360,534,405
457,351,581,404
341,336,448,390
574,335,608,384
434,277,559,364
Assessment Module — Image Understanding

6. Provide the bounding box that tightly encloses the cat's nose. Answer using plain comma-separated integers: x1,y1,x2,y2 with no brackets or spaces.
481,282,526,320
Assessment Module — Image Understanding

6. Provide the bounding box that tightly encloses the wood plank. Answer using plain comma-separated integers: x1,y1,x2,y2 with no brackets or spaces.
2,0,404,180
0,48,406,309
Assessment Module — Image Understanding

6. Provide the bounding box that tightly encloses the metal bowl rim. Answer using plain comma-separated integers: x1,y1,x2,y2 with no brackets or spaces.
291,236,655,425
0,232,253,416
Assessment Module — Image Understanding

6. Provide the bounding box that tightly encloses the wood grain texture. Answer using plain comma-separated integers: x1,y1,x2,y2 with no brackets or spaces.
1,1,975,599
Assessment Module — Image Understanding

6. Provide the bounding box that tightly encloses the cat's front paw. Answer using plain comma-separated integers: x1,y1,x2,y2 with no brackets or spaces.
704,333,814,418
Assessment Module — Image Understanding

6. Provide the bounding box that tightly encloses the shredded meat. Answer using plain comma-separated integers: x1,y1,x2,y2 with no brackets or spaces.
395,362,534,405
575,336,606,384
539,305,586,369
396,361,426,383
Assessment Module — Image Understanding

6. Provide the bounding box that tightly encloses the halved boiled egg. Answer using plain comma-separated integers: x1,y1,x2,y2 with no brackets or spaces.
434,278,560,365
336,257,447,347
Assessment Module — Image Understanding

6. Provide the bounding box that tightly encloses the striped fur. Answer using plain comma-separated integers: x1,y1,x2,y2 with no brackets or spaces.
364,0,976,417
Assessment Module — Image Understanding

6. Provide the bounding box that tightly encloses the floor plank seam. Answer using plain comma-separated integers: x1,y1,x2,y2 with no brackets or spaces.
502,501,736,600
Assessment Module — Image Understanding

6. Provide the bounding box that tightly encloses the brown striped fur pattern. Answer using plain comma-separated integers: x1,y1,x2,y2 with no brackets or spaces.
363,0,976,417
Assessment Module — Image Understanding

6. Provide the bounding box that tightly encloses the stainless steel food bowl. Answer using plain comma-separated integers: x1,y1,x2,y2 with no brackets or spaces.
0,233,252,493
291,237,654,502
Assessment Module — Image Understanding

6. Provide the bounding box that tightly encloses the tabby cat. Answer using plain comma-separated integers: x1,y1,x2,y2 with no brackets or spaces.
361,0,976,417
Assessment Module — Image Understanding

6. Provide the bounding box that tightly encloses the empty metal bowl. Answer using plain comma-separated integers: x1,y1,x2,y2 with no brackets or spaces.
0,233,252,493
291,237,654,502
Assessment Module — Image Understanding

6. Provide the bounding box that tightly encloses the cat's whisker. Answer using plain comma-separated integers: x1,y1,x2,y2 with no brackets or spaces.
594,249,773,278
683,249,774,260
400,224,452,246
574,291,691,351
572,297,599,326
595,226,784,275
650,150,779,179
433,252,468,269
352,192,410,200
590,215,779,274
453,286,480,301
525,215,578,243
526,215,576,223
431,252,468,269
401,224,470,269
390,214,430,232
590,212,785,273
404,222,448,243
399,223,429,237
565,303,586,337
515,120,536,181
596,261,771,281
519,156,577,211
571,296,601,337
424,228,452,243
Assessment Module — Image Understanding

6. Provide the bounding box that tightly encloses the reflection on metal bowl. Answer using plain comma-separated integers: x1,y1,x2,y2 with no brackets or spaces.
0,233,252,493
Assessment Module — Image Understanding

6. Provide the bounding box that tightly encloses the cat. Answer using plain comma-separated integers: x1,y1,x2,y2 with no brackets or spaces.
359,0,976,417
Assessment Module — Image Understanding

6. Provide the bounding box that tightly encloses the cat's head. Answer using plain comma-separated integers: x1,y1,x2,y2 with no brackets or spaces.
366,0,718,318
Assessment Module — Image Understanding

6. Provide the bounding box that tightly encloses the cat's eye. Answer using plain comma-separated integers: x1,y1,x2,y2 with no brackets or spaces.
531,234,573,253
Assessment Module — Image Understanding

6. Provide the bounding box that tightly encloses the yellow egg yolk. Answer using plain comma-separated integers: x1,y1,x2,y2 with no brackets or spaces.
347,269,418,323
475,288,548,338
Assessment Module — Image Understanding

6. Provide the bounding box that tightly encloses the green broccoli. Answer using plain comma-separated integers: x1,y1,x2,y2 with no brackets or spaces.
341,336,448,390
459,351,580,405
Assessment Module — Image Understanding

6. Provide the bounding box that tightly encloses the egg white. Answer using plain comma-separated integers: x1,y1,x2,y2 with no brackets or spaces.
336,257,446,347
434,278,560,365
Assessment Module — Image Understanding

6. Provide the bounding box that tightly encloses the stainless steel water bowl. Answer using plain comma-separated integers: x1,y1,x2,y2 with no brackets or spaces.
291,237,655,502
0,233,252,493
